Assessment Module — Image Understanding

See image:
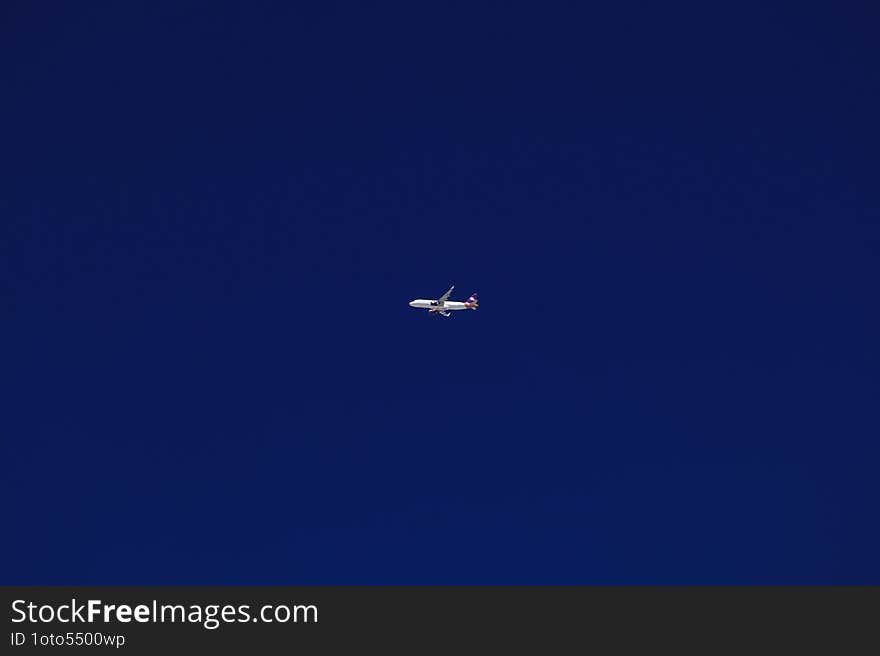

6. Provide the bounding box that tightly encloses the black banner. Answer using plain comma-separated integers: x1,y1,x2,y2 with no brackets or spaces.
2,587,877,653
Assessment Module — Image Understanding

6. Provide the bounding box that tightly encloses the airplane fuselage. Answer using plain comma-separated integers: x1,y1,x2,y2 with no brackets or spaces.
408,300,475,311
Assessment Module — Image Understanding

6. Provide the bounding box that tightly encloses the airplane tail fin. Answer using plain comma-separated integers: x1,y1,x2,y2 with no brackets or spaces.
466,292,479,309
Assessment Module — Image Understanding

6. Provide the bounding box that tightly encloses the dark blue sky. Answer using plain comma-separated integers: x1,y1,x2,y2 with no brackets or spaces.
2,1,878,583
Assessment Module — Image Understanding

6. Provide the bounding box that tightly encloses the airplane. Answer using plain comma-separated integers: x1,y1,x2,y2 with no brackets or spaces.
408,285,478,317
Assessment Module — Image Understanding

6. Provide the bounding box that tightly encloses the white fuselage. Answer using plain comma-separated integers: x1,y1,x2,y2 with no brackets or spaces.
408,299,473,311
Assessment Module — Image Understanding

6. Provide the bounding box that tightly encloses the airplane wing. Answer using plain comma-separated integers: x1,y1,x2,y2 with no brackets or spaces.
437,285,454,305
